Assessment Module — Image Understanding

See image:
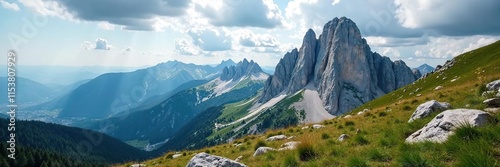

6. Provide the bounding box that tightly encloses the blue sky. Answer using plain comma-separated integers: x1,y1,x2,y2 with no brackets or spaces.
1,0,499,68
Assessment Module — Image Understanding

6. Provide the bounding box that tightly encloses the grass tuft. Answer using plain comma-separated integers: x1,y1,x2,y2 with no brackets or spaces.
347,156,369,167
297,140,316,161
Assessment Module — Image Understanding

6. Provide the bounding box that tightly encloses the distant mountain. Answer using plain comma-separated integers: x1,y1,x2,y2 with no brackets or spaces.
0,113,7,119
0,118,152,166
416,63,435,75
88,59,268,150
38,61,232,119
0,77,55,106
0,65,141,86
215,59,237,69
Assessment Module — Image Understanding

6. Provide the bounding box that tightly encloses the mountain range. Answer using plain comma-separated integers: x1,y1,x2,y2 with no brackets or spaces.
35,60,236,119
415,63,435,75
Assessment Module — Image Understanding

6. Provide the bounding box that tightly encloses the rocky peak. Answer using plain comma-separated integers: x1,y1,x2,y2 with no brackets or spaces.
259,17,418,115
220,59,263,81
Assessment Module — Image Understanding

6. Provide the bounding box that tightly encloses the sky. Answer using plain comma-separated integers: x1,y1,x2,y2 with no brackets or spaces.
0,0,499,68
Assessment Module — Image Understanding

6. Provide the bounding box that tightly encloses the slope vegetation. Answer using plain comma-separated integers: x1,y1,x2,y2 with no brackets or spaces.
120,41,500,166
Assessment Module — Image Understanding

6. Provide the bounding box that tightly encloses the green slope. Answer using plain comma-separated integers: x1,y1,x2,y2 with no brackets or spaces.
120,40,500,167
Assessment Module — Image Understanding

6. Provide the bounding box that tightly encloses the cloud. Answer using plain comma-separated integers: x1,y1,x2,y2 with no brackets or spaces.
285,0,423,38
381,48,401,59
394,0,500,36
365,36,429,47
98,22,116,30
175,38,201,55
413,36,500,59
187,28,232,51
95,38,111,50
237,30,279,47
1,0,20,11
19,0,191,31
195,0,284,28
124,47,131,51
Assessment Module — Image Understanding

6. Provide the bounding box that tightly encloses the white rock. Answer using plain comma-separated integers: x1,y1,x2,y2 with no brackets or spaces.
484,108,500,113
232,143,242,147
405,109,491,143
408,100,451,123
486,79,500,91
287,136,296,140
357,111,364,115
338,134,349,142
363,109,370,112
301,126,309,129
235,155,243,162
172,153,182,159
312,124,325,129
278,141,300,151
253,147,275,157
344,115,352,119
483,98,500,108
434,86,443,90
416,94,422,97
266,135,287,141
450,78,457,82
130,164,146,167
187,153,247,167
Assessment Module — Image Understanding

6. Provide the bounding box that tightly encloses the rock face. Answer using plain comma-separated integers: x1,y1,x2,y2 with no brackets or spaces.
408,100,452,122
406,109,491,143
253,147,275,157
412,68,422,79
266,135,287,141
483,98,500,108
486,79,500,91
187,153,247,167
415,63,435,75
221,59,263,81
259,17,418,115
338,134,349,142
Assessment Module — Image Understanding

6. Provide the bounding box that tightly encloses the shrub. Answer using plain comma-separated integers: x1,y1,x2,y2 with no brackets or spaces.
454,123,481,141
398,152,431,167
254,140,267,151
337,125,344,129
345,121,355,126
283,154,299,167
411,99,419,105
403,105,412,111
321,133,330,140
347,157,369,167
354,135,369,145
366,148,390,162
378,112,387,117
265,152,275,161
297,141,316,161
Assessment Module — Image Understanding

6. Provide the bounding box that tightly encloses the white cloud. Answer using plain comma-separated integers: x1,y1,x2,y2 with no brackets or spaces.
381,48,401,58
18,0,74,20
82,41,93,50
235,29,279,47
365,36,429,47
175,38,201,55
195,0,285,28
98,22,116,30
95,38,111,50
1,0,20,11
413,36,499,59
394,0,500,35
124,46,131,51
187,28,232,51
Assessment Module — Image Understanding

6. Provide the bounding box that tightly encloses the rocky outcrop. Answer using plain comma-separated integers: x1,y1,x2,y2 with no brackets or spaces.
486,79,500,91
253,147,275,157
312,124,325,129
221,59,263,81
412,68,422,79
484,98,500,108
266,135,287,141
406,109,491,143
338,134,349,142
187,153,247,167
408,100,452,122
259,17,418,115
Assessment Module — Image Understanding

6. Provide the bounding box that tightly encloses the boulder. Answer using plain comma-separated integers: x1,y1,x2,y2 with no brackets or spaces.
172,153,182,159
234,156,243,162
130,164,145,167
483,98,500,108
338,134,349,142
312,124,325,129
187,153,247,167
482,91,496,97
301,126,309,129
486,79,500,91
434,86,443,91
405,109,491,143
408,100,451,122
253,147,275,157
266,135,287,141
278,141,300,151
343,115,352,119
